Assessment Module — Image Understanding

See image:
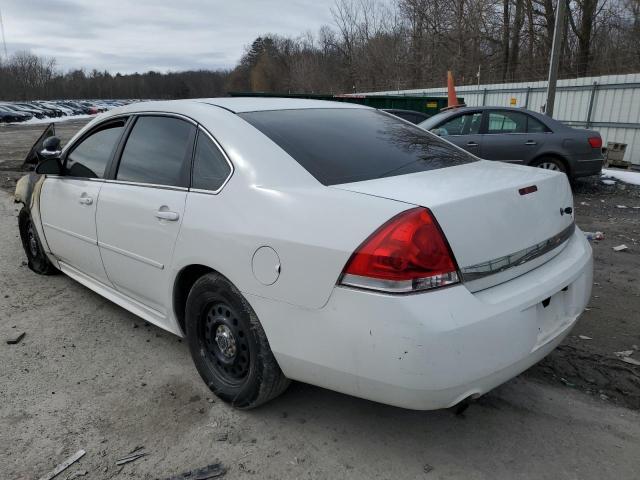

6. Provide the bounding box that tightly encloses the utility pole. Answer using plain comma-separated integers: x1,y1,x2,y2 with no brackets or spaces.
0,5,7,61
545,0,567,117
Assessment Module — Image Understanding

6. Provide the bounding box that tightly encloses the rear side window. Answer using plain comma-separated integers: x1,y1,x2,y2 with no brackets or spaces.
240,109,476,186
117,116,195,187
66,121,126,178
487,111,527,134
191,130,232,191
527,115,551,133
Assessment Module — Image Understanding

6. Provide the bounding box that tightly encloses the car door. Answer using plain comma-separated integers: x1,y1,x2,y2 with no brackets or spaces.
431,111,483,156
96,115,196,316
480,110,549,164
40,118,127,285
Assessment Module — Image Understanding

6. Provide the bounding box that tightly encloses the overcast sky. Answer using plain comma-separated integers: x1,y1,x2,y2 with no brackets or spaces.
1,0,337,73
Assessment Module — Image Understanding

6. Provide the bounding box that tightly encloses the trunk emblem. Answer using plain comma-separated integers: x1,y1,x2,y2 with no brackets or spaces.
519,185,538,195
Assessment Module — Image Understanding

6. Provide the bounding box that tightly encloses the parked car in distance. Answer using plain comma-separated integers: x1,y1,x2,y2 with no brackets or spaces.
419,106,604,179
382,108,431,124
0,105,32,122
16,98,592,410
0,103,45,119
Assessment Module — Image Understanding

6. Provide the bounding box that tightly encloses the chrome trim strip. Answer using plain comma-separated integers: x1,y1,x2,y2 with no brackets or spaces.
188,126,235,195
98,241,164,269
340,272,459,293
103,179,188,191
43,222,97,245
460,222,576,282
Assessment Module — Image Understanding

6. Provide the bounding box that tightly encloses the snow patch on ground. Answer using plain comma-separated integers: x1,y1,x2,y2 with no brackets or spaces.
602,168,640,186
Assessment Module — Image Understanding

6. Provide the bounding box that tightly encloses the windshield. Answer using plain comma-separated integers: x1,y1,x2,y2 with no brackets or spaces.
240,108,477,186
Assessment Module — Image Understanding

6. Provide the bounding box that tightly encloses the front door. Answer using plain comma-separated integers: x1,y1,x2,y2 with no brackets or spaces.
40,120,127,284
96,115,195,316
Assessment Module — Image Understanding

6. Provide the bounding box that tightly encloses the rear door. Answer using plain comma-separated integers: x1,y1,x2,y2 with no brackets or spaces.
40,119,127,284
432,111,483,156
481,110,550,164
96,115,196,316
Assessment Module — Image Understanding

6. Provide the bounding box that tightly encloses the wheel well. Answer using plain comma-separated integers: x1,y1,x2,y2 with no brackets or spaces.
173,264,214,335
530,153,571,176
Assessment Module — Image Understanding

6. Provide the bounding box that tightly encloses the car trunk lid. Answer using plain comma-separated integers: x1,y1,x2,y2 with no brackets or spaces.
333,160,575,292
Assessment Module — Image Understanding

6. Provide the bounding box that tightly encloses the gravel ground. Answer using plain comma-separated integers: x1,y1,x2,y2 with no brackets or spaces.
1,119,639,479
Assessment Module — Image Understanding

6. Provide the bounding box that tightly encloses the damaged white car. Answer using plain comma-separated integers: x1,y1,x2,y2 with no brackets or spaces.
15,98,593,410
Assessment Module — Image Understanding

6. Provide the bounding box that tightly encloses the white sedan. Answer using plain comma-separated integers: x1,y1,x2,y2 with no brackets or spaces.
15,98,593,410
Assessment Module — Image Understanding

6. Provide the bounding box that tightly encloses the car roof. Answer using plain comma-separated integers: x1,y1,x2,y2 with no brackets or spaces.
383,108,429,116
111,97,369,115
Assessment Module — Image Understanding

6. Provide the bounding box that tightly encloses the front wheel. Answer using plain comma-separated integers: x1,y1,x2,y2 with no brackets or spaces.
185,273,290,409
18,207,58,275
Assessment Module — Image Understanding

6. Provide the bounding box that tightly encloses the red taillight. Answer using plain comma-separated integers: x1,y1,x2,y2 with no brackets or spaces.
588,136,602,149
340,207,459,293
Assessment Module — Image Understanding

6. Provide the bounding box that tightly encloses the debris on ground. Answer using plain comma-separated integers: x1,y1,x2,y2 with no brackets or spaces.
37,449,86,480
65,470,88,480
584,231,605,241
601,179,616,186
578,335,593,340
617,205,628,209
6,331,25,345
612,244,629,251
614,350,635,358
621,357,640,366
164,462,226,479
115,446,146,466
531,345,640,410
423,463,434,474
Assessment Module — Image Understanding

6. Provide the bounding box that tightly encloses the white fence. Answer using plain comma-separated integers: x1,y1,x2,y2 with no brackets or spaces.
360,73,640,166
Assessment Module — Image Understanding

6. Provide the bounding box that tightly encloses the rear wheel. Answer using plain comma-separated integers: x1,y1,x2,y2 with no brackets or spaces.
18,207,58,275
530,156,567,174
185,273,289,409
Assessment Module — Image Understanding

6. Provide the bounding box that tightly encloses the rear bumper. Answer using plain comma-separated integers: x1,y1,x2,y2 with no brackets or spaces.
571,156,603,178
248,229,593,410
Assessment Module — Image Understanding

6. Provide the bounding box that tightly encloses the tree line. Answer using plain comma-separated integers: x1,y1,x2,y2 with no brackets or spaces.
1,0,638,101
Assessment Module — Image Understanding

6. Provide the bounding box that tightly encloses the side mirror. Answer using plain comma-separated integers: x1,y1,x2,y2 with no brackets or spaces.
431,128,446,137
40,136,62,159
36,157,62,175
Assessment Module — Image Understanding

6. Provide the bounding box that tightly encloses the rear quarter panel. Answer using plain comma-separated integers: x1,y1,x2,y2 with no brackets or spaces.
169,103,408,310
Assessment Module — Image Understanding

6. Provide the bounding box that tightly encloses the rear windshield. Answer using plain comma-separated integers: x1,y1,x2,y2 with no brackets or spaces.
240,108,477,186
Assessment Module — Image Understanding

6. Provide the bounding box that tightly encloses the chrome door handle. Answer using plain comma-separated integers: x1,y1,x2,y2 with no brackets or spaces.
525,140,537,146
78,196,93,205
155,210,180,221
467,142,479,147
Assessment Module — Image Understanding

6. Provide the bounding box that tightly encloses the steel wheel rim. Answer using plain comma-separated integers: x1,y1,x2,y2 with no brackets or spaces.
202,302,250,384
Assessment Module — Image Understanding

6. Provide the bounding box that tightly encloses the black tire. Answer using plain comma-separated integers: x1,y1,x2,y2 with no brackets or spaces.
185,273,290,409
530,156,567,174
18,207,59,275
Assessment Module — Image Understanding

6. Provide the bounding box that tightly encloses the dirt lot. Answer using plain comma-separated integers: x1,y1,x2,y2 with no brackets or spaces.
1,120,639,479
